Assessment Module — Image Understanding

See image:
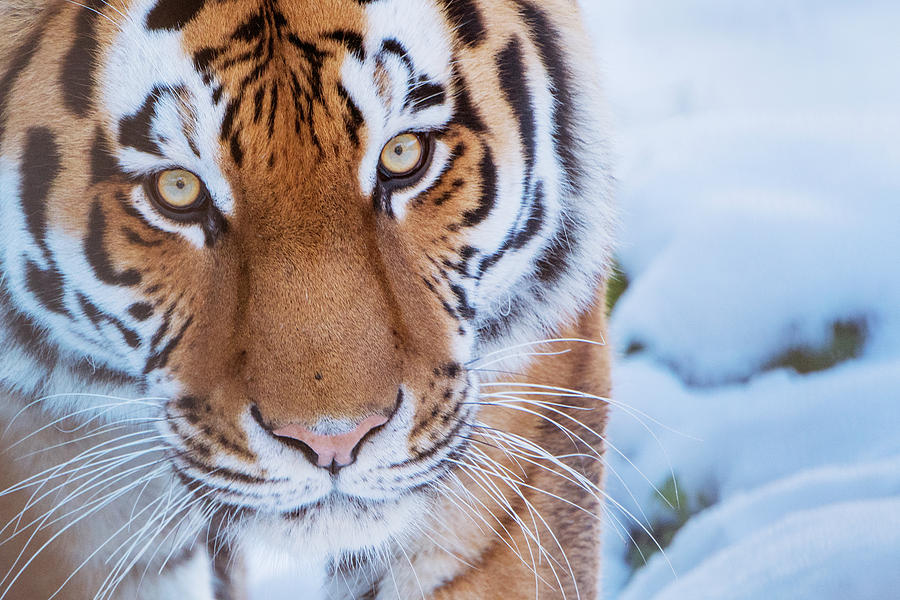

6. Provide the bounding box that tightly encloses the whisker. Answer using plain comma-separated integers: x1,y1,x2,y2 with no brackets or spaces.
468,337,606,367
3,394,164,438
47,469,171,600
474,396,675,510
62,1,120,26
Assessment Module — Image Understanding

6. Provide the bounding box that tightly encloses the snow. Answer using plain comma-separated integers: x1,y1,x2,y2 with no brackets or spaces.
602,359,900,598
251,1,900,598
626,498,900,600
618,457,900,600
581,0,900,598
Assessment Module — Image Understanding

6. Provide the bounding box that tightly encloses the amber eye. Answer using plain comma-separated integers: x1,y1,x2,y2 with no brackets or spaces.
149,169,206,213
379,132,430,181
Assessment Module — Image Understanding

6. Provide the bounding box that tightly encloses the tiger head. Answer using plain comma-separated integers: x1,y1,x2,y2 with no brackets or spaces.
0,0,613,558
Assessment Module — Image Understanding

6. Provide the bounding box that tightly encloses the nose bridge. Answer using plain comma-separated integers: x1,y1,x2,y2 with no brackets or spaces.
239,212,404,425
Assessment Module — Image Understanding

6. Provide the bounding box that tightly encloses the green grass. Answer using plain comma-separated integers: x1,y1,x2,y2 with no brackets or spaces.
626,476,716,570
606,260,630,315
766,320,867,375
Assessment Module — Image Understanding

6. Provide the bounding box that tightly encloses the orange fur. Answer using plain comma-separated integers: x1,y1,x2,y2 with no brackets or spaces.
0,0,612,597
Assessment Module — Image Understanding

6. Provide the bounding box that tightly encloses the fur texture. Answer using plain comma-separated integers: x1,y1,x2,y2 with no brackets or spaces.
0,0,615,598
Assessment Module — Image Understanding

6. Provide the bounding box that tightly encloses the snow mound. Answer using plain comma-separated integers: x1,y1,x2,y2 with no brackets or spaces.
635,498,900,600
584,0,900,598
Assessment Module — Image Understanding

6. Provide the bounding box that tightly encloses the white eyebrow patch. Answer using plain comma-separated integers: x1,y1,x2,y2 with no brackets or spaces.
341,0,455,204
100,0,234,222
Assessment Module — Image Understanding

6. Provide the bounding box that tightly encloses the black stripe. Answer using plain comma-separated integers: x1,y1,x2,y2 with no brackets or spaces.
85,201,142,287
252,86,265,122
0,280,60,370
220,99,239,141
146,0,207,31
210,543,236,600
90,127,124,184
117,191,174,238
193,46,223,78
461,147,497,227
511,181,545,250
175,450,271,486
450,70,486,132
231,7,268,42
267,82,279,137
150,303,175,349
25,260,70,316
77,292,141,348
118,89,164,156
450,284,475,320
70,359,140,387
472,36,541,277
406,81,446,113
61,0,102,117
144,315,192,373
285,36,329,103
380,39,414,74
534,220,575,284
228,134,244,167
0,5,57,144
20,127,61,260
324,30,365,61
336,84,364,147
123,228,162,247
497,37,536,177
413,142,466,208
477,181,545,275
437,0,487,47
128,302,155,321
514,0,585,194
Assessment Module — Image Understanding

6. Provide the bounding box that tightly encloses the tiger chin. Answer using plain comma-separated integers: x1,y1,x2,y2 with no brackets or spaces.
0,0,615,598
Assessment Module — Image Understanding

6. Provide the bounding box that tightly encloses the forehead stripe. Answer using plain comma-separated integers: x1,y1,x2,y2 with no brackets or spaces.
324,30,365,62
90,127,125,184
61,0,102,117
146,0,208,31
336,85,364,147
406,80,446,113
0,4,58,144
436,0,487,48
449,71,486,133
118,87,168,156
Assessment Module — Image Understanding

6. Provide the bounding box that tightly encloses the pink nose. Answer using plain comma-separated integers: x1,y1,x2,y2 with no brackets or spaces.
273,415,389,470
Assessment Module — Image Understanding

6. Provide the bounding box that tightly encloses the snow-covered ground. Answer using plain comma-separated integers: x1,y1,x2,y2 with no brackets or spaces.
582,0,900,598
251,1,900,598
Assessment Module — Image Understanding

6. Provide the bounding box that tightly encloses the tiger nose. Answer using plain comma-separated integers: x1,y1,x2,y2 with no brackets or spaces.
273,415,389,472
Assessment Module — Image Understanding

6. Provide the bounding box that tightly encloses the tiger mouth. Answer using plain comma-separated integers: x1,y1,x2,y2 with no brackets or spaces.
167,414,473,515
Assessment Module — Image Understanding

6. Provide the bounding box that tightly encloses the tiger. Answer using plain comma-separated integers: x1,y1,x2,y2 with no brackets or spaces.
0,0,616,598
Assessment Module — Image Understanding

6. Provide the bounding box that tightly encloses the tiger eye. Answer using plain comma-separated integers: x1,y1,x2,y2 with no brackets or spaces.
380,133,425,177
155,169,203,210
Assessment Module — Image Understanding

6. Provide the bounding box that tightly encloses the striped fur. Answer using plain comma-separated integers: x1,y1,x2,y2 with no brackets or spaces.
0,1,614,598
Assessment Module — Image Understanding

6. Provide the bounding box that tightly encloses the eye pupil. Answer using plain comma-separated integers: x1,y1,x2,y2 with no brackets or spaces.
150,169,205,213
380,132,430,181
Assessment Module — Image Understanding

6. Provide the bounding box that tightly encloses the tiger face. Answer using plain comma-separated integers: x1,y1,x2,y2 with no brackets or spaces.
1,0,613,574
